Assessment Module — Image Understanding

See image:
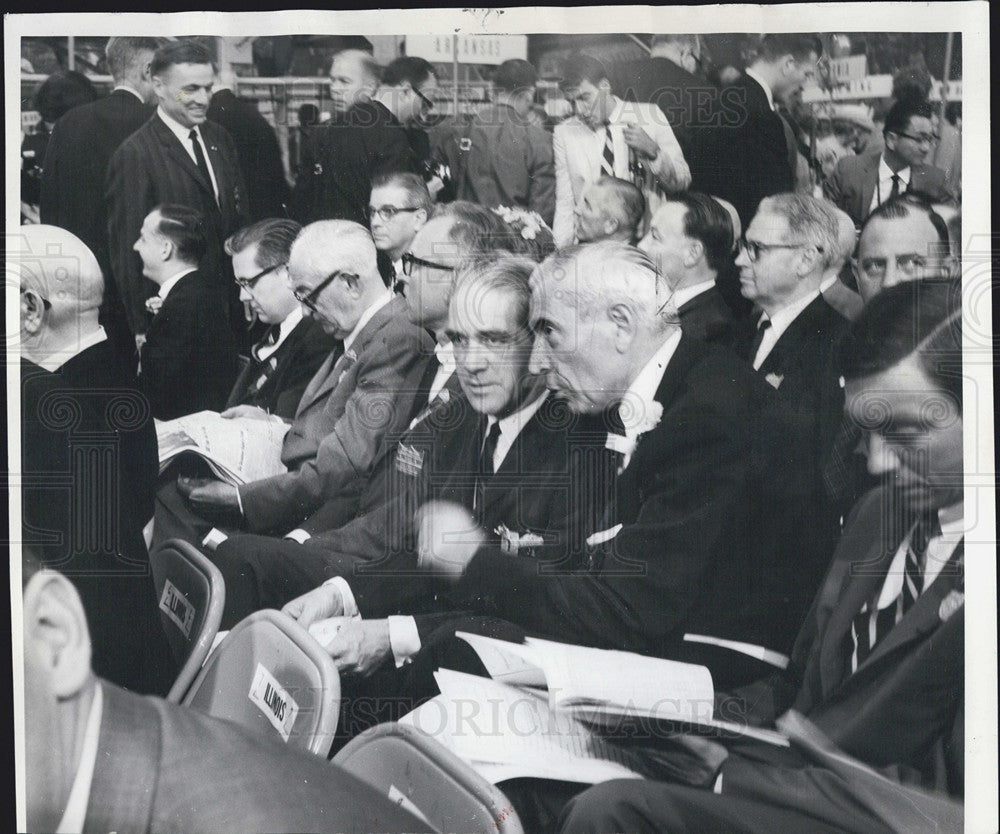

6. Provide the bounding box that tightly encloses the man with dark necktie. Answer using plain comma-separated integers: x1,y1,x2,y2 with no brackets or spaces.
556,281,964,834
222,218,338,419
106,39,248,351
367,172,432,288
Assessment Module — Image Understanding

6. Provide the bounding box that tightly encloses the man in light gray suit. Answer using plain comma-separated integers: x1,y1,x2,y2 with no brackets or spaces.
152,220,433,548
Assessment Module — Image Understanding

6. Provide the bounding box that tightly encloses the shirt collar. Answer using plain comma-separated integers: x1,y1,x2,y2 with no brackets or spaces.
33,327,108,373
434,340,456,374
157,105,200,144
620,329,682,436
762,288,819,336
112,84,144,102
157,267,197,301
819,274,839,293
744,68,775,111
937,501,964,537
879,154,910,185
55,682,103,834
343,289,393,352
276,304,304,340
672,279,717,310
486,389,549,469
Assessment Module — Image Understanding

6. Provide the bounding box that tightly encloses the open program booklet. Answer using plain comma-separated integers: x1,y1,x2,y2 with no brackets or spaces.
399,634,787,786
156,410,291,485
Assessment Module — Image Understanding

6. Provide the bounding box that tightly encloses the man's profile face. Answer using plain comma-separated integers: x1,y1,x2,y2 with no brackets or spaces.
855,214,953,303
233,243,296,325
288,257,356,338
133,211,164,276
528,270,621,413
448,283,535,419
153,62,213,128
574,184,616,243
369,184,425,257
776,50,819,100
845,353,963,508
399,216,458,332
329,55,375,114
735,210,806,310
638,202,691,290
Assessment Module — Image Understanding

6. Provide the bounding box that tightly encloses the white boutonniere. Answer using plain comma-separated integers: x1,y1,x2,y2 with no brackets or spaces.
635,400,663,436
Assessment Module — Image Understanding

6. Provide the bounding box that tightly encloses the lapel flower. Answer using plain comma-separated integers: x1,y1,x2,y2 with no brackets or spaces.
635,400,663,436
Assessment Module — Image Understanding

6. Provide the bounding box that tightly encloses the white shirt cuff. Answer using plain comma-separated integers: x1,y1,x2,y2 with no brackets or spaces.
234,485,245,518
387,616,422,667
284,528,312,543
323,576,359,618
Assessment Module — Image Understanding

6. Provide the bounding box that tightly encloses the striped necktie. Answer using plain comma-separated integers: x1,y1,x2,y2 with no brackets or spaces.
601,125,616,177
850,511,939,671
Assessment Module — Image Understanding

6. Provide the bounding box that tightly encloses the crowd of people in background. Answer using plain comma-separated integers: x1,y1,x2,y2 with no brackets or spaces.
18,31,965,834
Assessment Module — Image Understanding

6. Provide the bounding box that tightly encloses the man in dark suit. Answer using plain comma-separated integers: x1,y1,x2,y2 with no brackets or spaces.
556,282,964,833
611,34,710,153
824,99,953,228
286,242,809,692
106,39,248,347
208,72,290,221
21,557,432,834
686,34,821,226
639,192,745,348
19,225,175,695
162,220,433,541
222,218,338,419
135,205,239,420
290,49,416,226
40,37,163,368
736,193,850,586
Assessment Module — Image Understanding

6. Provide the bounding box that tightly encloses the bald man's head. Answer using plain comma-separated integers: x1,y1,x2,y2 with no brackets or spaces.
18,226,105,356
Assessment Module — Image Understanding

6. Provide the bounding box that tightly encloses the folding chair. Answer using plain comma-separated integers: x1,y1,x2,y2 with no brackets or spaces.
149,538,226,703
335,722,524,834
182,609,340,757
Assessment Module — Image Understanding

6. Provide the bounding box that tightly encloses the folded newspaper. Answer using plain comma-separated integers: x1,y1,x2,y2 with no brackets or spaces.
156,411,291,485
398,633,787,787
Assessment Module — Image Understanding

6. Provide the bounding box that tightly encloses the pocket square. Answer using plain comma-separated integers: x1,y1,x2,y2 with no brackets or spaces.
764,373,784,389
586,524,623,547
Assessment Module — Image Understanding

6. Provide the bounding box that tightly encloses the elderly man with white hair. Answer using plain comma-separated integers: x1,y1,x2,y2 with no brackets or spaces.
407,241,810,689
819,204,865,321
20,224,175,694
152,219,433,550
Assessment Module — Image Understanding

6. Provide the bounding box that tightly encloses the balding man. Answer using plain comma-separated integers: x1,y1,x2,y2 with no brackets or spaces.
574,176,646,245
853,193,957,304
19,225,175,694
290,49,416,225
156,220,433,547
820,205,865,321
41,36,164,367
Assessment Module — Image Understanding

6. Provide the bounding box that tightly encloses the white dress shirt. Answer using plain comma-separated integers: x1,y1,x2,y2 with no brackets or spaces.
112,84,144,102
753,289,820,371
156,266,197,303
428,341,456,404
256,306,304,363
33,326,109,373
671,279,717,311
156,106,220,201
55,683,103,834
331,390,551,667
869,155,911,214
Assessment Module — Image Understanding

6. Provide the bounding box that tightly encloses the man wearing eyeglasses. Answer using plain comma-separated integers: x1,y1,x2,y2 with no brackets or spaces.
160,220,433,544
367,172,432,286
736,193,849,577
221,218,339,420
824,99,953,228
371,57,439,171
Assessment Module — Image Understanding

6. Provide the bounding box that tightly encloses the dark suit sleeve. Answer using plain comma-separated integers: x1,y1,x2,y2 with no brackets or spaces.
106,141,155,336
140,308,196,419
527,125,556,225
272,329,335,418
453,398,749,654
38,118,65,225
373,123,417,177
239,324,431,533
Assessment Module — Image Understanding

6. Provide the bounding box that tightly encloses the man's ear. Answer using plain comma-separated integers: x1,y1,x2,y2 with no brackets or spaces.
23,572,92,699
683,240,704,269
607,302,638,353
20,289,47,335
340,272,363,297
796,245,822,277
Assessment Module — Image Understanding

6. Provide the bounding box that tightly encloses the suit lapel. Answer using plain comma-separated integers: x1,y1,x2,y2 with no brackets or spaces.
858,152,880,222
83,683,159,834
150,116,216,202
756,295,826,377
295,349,340,415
